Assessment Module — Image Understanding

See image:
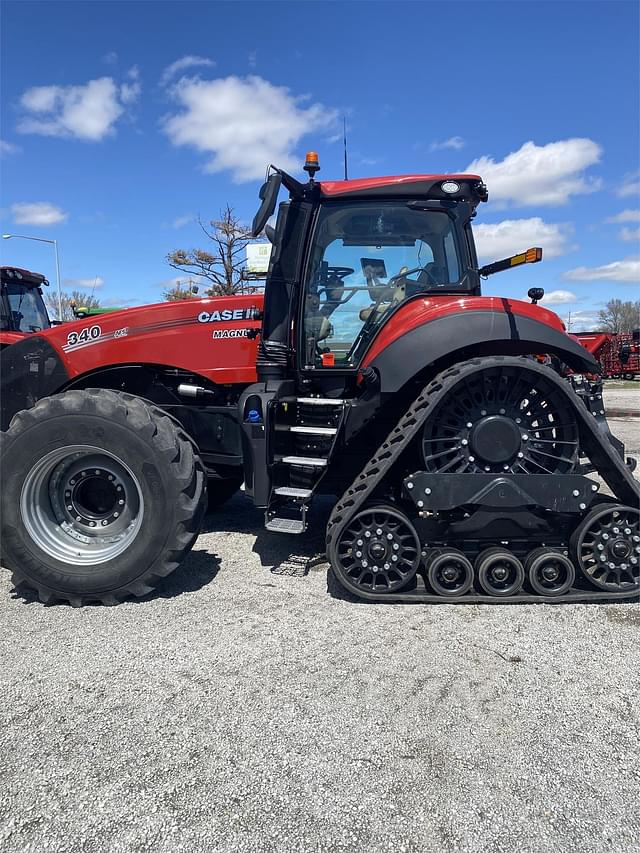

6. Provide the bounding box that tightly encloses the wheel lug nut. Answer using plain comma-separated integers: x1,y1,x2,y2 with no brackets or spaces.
608,562,615,569
362,560,368,568
613,527,620,534
376,528,382,535
424,487,431,494
67,505,72,511
70,479,76,486
572,490,580,497
468,456,475,462
387,533,393,540
515,418,521,424
481,410,487,416
90,522,96,527
76,516,81,521
631,557,638,565
466,422,473,429
602,533,609,540
355,551,362,558
357,539,363,546
393,543,399,551
407,482,414,490
95,469,100,475
599,555,607,562
522,435,529,441
365,531,371,538
597,544,604,551
118,499,124,506
113,512,119,518
499,408,505,415
384,563,390,570
517,452,524,458
461,439,468,446
392,555,398,562
633,536,640,543
624,528,631,535
417,500,424,508
101,520,108,526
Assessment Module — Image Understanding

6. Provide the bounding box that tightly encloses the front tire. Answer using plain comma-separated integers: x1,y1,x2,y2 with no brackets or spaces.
0,389,206,605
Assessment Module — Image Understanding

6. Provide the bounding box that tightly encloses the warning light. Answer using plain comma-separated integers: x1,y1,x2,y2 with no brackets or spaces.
321,351,335,367
304,151,320,178
525,247,543,264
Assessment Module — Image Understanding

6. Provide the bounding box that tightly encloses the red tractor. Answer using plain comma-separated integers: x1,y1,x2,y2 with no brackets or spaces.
0,266,52,349
1,154,638,606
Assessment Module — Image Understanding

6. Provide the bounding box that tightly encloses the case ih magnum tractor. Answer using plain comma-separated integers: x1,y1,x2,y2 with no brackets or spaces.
1,154,638,606
0,266,52,348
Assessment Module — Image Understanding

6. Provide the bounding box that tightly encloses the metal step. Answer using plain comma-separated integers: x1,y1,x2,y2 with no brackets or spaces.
265,517,306,534
275,425,337,435
280,455,328,467
273,487,313,499
296,397,345,406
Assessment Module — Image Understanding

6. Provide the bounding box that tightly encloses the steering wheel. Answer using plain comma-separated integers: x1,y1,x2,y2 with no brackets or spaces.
326,266,355,280
387,265,438,288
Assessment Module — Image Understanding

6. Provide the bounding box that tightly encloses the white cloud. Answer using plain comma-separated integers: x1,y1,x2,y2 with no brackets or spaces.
11,201,68,226
0,139,20,156
17,77,138,141
162,74,338,183
473,218,572,262
561,310,600,332
466,139,602,207
563,256,640,283
103,51,118,66
64,277,105,289
171,215,194,228
619,226,640,243
616,171,640,199
430,136,465,151
542,290,579,305
605,209,640,224
120,66,141,104
160,56,216,86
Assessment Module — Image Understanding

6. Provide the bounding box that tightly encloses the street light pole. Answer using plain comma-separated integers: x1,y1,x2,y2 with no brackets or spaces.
1,233,64,320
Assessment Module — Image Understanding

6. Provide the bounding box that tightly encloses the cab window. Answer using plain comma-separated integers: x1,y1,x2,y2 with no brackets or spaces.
303,201,462,367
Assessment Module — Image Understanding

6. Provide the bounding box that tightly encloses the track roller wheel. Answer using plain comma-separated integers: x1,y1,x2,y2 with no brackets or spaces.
570,504,640,592
329,504,420,597
475,547,525,597
425,548,474,597
525,548,575,596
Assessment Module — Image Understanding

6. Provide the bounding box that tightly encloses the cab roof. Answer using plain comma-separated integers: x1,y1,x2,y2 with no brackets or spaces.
0,266,47,286
317,173,487,205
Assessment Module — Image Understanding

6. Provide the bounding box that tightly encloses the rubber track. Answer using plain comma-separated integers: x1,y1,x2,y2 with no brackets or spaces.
326,357,640,603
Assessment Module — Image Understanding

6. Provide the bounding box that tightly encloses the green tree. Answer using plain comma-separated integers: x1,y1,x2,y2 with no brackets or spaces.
597,299,640,334
46,289,102,321
167,205,253,296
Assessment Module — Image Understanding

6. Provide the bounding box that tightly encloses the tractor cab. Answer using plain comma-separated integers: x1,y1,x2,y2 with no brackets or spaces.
0,266,51,343
252,153,542,379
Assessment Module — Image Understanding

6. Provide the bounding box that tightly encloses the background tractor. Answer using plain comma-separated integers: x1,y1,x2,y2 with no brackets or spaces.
1,154,638,606
0,265,52,349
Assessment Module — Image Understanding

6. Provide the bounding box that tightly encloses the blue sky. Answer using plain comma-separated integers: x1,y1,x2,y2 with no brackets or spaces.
1,0,638,328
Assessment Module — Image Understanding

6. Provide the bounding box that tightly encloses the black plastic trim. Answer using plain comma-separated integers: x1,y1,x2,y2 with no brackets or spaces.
370,310,599,393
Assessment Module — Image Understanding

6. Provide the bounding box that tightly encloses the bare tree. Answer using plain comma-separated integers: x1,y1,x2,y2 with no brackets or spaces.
598,299,640,334
167,206,253,296
162,279,200,302
46,289,102,321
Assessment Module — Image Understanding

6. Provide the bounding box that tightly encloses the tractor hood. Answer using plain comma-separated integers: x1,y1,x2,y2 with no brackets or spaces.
1,294,264,429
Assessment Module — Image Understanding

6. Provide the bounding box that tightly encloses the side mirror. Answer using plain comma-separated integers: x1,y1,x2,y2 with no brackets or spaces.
252,172,282,238
528,287,544,305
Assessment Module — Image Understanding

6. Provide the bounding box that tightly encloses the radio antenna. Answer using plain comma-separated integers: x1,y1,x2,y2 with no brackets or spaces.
343,116,349,181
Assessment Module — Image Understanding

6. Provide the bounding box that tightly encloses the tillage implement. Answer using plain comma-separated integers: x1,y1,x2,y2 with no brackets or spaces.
1,153,638,605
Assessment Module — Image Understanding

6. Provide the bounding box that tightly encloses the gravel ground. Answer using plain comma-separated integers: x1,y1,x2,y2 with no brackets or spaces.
1,411,639,853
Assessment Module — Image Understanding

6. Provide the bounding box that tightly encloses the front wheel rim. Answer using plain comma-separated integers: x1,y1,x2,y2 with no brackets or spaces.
21,444,144,566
